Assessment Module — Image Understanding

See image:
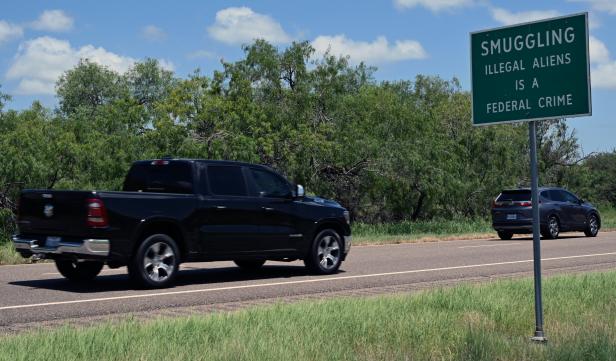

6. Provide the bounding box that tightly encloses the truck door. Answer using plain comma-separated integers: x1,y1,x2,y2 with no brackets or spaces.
245,167,301,252
197,164,261,255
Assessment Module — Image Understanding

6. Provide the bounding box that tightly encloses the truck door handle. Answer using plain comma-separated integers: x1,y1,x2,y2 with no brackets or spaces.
262,207,274,211
215,205,227,209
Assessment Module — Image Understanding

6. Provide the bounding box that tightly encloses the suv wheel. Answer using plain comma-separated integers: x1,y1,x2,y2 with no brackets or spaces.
542,216,560,239
304,229,343,275
497,231,513,240
584,214,600,237
55,259,104,282
129,234,180,288
234,259,266,271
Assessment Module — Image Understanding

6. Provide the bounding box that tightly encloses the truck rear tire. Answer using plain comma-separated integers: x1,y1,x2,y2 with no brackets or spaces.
55,259,104,282
128,234,180,288
304,229,343,275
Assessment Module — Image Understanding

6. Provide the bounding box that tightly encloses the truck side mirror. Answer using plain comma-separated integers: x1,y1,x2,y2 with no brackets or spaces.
295,184,305,198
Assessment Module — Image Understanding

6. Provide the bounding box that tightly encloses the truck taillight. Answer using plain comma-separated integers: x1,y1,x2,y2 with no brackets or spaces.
86,198,108,228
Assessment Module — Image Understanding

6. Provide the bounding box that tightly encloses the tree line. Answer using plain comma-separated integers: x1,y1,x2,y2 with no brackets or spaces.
0,40,614,239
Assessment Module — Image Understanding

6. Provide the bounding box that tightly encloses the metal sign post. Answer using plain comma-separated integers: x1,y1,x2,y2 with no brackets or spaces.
470,13,591,342
528,121,546,342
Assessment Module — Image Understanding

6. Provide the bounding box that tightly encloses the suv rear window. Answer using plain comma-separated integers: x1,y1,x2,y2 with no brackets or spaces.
496,190,530,202
123,162,194,194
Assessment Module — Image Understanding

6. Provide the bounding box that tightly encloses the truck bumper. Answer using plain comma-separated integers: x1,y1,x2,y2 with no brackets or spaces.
12,235,110,257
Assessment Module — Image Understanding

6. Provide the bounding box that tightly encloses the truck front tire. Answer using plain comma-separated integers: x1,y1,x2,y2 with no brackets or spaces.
55,259,104,282
128,234,180,288
304,229,343,275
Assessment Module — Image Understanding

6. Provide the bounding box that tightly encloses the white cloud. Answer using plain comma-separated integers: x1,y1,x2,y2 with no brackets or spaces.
0,20,23,44
312,35,427,64
208,7,291,45
590,36,610,64
394,0,473,12
589,36,616,89
141,25,166,42
592,62,616,88
5,36,173,95
31,10,74,32
157,59,175,72
570,0,616,14
490,7,561,26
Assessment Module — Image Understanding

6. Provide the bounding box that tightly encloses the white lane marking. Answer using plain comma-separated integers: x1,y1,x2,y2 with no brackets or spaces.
459,243,521,249
2,251,616,311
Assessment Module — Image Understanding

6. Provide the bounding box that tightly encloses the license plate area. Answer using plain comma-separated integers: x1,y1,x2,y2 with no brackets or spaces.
45,236,62,248
506,214,517,220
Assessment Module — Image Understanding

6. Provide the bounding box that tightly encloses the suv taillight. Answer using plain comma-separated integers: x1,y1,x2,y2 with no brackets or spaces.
86,198,108,228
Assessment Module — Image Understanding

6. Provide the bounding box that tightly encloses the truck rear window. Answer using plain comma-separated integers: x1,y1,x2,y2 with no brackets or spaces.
123,162,194,194
496,190,530,202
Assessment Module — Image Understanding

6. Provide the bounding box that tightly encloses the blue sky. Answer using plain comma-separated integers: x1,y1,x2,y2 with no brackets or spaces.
0,0,614,154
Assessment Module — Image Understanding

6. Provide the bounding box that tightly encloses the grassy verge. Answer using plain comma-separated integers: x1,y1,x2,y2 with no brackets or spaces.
353,218,494,244
2,272,616,361
0,241,26,265
600,206,616,229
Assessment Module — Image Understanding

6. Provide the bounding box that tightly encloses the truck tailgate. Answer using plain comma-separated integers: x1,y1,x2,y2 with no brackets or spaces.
17,190,94,236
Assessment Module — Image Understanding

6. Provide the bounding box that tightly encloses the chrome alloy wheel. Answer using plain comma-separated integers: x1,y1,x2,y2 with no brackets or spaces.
143,242,176,283
317,235,340,270
589,215,599,235
548,217,560,238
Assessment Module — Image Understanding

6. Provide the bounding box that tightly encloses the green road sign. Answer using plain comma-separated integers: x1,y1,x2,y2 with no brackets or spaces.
471,13,591,126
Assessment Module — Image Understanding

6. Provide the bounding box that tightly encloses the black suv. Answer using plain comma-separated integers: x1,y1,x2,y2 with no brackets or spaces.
13,159,352,288
492,187,600,240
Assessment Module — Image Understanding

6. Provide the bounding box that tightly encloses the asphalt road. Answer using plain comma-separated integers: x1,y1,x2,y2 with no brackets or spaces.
1,232,616,333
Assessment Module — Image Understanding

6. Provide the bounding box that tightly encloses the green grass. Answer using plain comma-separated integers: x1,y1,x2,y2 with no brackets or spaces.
600,206,616,229
2,272,616,361
0,240,25,265
353,218,494,244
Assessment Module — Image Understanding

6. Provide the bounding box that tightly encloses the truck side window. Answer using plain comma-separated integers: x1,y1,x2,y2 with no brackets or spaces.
123,162,193,194
248,168,291,198
207,165,247,196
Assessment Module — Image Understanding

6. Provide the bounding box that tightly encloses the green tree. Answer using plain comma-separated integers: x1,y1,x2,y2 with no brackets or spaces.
56,60,127,116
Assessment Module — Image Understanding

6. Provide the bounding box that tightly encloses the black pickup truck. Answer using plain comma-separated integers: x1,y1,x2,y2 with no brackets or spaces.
12,159,351,288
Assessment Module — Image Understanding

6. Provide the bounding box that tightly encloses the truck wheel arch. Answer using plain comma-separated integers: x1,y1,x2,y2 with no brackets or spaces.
312,220,348,251
132,219,187,260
